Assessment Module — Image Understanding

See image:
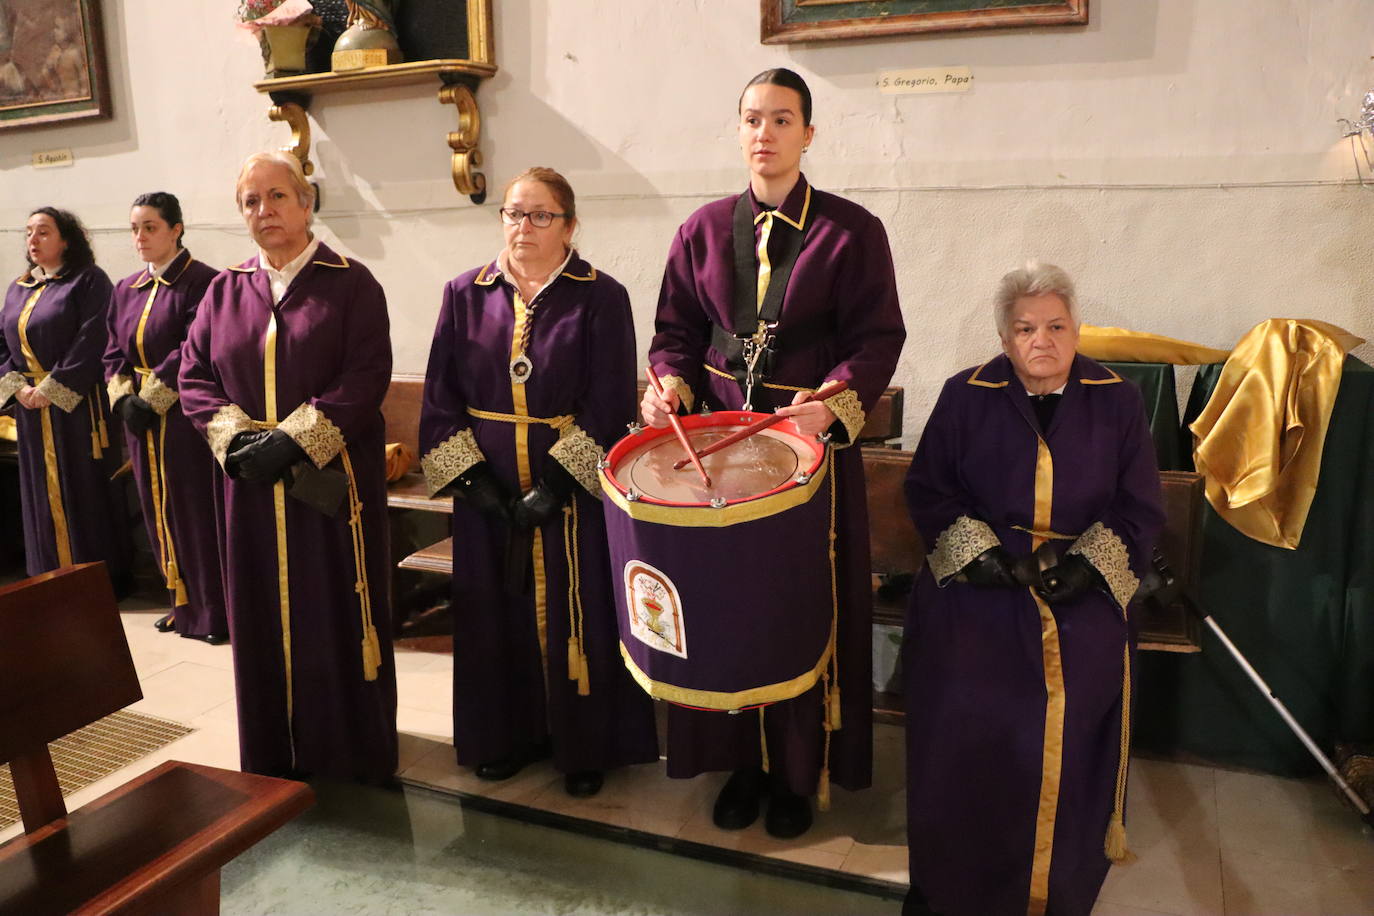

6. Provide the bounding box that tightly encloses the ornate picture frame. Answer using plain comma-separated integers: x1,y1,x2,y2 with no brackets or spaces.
761,0,1089,44
0,0,112,132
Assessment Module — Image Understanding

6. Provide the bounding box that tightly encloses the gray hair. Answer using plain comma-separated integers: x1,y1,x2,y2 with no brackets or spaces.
234,151,316,219
994,260,1080,340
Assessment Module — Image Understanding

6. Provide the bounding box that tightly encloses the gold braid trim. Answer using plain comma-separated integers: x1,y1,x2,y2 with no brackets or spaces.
140,373,179,416
207,403,256,466
660,374,694,414
823,386,865,448
548,423,604,497
421,428,484,496
928,515,1001,585
1068,521,1141,610
35,375,82,413
278,402,345,468
0,370,24,406
106,373,135,406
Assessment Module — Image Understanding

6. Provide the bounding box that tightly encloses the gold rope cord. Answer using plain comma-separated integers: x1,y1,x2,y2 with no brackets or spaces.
340,448,381,681
818,449,839,811
132,283,185,604
17,284,73,567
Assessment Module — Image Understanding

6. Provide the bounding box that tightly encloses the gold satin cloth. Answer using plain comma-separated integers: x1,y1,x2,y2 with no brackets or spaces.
1078,324,1231,365
1078,320,1365,549
0,416,14,442
1190,319,1363,550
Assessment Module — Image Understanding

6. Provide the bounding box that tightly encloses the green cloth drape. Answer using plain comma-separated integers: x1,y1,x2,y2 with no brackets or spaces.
1130,356,1374,774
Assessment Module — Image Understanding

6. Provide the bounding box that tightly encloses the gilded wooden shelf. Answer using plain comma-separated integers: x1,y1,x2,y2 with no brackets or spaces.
250,0,497,204
252,58,496,95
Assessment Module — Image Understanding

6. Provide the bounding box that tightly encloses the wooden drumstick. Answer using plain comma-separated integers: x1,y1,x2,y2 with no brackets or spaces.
672,379,849,470
645,368,712,488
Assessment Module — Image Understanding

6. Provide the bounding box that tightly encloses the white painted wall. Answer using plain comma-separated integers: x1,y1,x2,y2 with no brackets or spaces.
3,0,1372,442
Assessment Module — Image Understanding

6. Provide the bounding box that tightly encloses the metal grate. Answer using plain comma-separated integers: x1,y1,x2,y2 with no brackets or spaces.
0,709,195,830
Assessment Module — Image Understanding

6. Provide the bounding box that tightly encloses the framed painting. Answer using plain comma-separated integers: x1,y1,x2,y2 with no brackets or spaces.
761,0,1088,44
0,0,111,131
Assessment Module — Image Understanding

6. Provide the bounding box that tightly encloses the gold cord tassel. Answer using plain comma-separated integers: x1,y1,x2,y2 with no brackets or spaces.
1106,642,1134,863
759,707,770,774
566,636,582,683
576,650,590,696
361,623,381,681
817,767,831,811
166,560,188,606
88,399,103,459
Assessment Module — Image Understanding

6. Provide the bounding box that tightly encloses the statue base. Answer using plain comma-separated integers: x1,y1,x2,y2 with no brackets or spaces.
332,47,401,71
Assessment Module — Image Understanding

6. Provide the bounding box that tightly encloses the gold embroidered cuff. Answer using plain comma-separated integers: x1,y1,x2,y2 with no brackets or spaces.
139,373,179,416
0,370,26,407
1068,521,1141,610
549,423,605,497
928,515,1001,585
35,375,83,413
278,402,346,468
106,373,135,407
824,386,865,447
207,404,256,466
660,374,695,414
422,428,484,496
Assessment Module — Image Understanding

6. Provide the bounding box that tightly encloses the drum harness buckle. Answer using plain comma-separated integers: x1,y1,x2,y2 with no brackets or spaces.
740,320,778,412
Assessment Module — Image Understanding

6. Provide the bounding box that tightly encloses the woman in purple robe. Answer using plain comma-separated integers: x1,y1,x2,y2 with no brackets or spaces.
419,167,658,798
105,192,227,643
902,262,1164,916
640,69,906,838
179,152,397,782
0,208,131,588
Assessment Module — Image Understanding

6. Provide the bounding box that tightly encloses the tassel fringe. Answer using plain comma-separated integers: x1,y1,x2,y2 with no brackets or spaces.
361,624,381,681
1105,813,1132,863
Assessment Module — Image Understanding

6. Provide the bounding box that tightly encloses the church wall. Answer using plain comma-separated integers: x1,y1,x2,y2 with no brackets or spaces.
3,0,1372,439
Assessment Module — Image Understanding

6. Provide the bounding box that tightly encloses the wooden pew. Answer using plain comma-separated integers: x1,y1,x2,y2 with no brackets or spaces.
0,563,313,916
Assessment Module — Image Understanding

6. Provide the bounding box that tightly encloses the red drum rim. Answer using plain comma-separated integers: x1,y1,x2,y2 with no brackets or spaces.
599,410,829,529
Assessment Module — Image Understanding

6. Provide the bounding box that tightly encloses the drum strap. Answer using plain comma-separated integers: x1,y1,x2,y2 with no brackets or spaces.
712,191,812,405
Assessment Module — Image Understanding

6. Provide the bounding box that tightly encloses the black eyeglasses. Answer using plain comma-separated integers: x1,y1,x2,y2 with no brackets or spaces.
499,208,569,228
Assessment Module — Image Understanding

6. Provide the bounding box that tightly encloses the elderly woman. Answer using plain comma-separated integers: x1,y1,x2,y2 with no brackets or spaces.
105,192,227,643
419,166,658,798
901,262,1164,916
641,68,905,838
0,208,131,585
179,152,397,782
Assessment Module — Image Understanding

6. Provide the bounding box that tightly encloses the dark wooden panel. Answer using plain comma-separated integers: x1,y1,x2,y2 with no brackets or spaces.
0,761,313,916
858,387,903,444
388,471,453,514
0,564,141,763
863,447,921,578
381,373,425,473
1136,471,1204,652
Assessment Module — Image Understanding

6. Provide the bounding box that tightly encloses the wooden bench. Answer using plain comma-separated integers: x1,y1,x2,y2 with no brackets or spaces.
0,563,313,916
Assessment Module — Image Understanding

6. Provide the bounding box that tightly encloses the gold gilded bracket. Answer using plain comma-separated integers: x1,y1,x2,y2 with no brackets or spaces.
268,101,315,177
439,83,486,204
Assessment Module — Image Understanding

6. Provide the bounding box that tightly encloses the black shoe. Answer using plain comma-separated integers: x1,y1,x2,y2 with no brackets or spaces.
764,785,813,839
154,613,176,633
187,632,229,645
563,770,603,798
475,757,523,781
712,767,767,830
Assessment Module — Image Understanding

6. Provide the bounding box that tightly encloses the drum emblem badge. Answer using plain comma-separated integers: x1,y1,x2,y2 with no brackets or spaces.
624,561,687,659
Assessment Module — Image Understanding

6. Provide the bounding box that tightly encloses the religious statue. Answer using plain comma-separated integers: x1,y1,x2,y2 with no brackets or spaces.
332,0,402,70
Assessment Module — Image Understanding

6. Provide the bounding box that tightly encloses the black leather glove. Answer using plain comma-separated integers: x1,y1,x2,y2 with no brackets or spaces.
117,394,159,436
510,463,577,532
230,429,306,483
961,546,1019,588
224,430,269,479
444,462,512,525
1036,554,1100,604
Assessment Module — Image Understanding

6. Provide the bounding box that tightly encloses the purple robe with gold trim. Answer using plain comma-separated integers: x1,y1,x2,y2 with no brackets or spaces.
0,265,131,580
178,242,397,780
104,248,227,638
647,175,905,797
903,353,1164,916
418,252,659,773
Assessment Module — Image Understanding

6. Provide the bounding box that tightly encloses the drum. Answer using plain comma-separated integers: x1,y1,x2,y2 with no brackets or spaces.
600,411,835,711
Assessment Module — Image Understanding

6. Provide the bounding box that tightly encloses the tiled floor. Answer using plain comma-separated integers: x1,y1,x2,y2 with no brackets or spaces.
6,599,1373,915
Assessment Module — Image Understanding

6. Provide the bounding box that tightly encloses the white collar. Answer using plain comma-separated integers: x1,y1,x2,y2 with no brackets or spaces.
495,247,574,302
147,252,179,279
30,264,56,282
259,237,320,276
